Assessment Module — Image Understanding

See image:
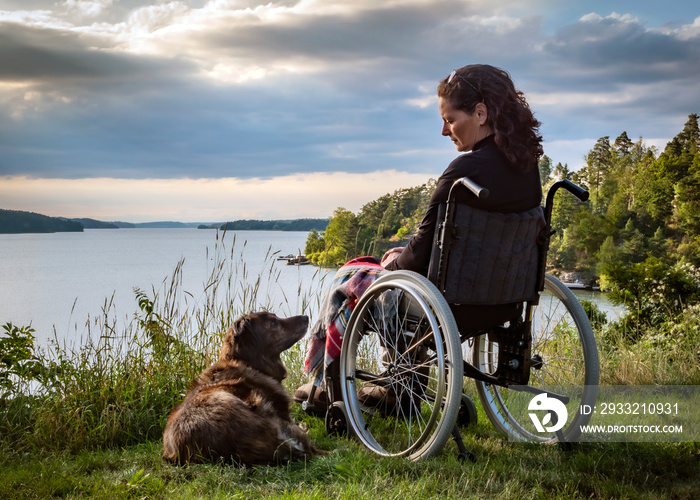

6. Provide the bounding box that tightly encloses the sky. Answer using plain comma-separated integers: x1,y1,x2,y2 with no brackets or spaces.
0,0,699,222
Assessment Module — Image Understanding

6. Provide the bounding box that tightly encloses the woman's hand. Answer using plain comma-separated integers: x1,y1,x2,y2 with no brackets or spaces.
381,247,404,268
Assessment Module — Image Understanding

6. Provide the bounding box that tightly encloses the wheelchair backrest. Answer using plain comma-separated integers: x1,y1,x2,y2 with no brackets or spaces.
429,202,545,306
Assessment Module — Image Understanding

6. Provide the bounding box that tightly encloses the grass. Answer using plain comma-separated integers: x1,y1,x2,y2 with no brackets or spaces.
1,409,698,499
1,230,700,498
596,303,700,386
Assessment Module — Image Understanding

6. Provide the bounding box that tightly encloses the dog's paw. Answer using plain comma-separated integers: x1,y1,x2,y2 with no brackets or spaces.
297,422,309,433
312,446,331,457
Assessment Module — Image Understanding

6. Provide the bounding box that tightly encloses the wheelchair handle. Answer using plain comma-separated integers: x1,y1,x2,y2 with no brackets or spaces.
544,178,589,228
454,177,489,200
546,179,589,206
559,179,589,202
537,179,589,291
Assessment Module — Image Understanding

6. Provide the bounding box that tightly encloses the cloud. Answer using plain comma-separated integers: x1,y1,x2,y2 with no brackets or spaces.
0,1,698,190
1,1,468,179
542,12,698,80
521,12,700,141
673,15,700,41
63,0,115,18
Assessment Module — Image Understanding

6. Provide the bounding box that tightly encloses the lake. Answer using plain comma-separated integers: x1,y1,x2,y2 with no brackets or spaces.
0,229,625,348
0,229,332,347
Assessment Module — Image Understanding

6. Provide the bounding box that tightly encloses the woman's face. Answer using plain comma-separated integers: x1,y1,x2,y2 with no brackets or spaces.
439,97,492,152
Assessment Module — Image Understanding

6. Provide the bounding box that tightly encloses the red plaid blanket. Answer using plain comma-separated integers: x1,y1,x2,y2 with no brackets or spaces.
303,257,386,381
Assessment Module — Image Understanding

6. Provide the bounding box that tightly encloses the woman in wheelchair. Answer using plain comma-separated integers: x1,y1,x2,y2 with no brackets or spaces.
297,64,543,401
296,65,598,459
383,64,544,333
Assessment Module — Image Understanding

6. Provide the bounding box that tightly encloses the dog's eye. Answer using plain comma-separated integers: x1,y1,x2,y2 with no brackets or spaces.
270,320,278,327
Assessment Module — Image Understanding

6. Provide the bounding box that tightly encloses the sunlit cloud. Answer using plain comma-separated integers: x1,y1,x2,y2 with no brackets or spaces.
672,15,700,40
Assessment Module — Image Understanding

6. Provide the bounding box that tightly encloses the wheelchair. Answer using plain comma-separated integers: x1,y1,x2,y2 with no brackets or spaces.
311,177,599,461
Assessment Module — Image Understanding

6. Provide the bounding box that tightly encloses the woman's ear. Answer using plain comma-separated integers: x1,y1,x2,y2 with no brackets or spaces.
474,102,489,125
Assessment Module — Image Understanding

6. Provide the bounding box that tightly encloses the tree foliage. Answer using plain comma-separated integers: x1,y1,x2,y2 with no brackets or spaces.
305,181,435,266
546,114,700,343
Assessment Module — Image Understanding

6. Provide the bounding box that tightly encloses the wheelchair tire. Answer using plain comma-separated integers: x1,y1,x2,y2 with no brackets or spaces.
474,273,599,443
339,270,463,460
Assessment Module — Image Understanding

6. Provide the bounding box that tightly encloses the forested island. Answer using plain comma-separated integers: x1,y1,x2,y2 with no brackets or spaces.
207,219,329,231
72,218,120,229
0,209,84,234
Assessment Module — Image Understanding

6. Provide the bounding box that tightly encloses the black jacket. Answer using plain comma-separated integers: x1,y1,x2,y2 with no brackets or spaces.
385,135,542,275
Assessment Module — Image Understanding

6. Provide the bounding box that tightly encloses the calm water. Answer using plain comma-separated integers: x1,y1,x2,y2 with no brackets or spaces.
0,229,330,346
0,229,625,348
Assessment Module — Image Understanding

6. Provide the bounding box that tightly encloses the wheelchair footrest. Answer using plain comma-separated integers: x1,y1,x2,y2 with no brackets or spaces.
489,322,532,386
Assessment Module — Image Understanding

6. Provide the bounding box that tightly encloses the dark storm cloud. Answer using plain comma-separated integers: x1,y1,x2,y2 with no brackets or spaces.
543,14,699,82
526,13,700,140
202,2,458,62
0,2,455,179
0,22,192,83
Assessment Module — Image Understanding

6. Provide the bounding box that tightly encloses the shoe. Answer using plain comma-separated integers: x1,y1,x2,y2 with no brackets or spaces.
357,385,393,406
357,385,406,415
357,383,425,417
294,380,329,415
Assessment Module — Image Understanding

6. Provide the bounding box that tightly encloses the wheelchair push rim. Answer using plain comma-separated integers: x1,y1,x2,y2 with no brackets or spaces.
340,271,464,460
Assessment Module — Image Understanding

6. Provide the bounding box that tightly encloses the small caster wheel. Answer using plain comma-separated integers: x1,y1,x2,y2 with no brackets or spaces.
457,394,478,427
325,402,349,436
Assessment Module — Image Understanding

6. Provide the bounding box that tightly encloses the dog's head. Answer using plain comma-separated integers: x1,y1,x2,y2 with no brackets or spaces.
219,312,309,381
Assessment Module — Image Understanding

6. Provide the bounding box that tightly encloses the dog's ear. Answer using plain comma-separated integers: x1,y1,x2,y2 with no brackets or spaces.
219,317,248,362
232,317,249,338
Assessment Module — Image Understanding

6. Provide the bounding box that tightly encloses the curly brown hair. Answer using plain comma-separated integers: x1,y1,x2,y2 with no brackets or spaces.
437,64,543,172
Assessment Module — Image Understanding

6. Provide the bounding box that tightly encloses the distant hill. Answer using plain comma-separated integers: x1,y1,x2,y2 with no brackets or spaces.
111,221,204,229
0,211,328,233
218,219,329,231
0,209,84,234
71,218,119,229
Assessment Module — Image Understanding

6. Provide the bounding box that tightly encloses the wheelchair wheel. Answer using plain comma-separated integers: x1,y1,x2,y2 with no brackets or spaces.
474,273,599,443
339,270,463,459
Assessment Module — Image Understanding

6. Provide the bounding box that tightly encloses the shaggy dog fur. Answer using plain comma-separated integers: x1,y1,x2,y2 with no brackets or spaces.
162,312,321,466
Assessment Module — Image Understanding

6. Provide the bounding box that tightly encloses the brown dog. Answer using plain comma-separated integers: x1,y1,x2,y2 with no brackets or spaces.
162,312,321,465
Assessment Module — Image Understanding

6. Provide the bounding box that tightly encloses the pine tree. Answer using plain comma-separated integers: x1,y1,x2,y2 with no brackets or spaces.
538,155,553,187
677,113,699,155
582,136,612,212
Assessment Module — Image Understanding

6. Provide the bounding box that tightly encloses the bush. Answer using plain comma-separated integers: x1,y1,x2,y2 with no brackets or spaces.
579,300,608,331
600,259,700,343
599,303,700,385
